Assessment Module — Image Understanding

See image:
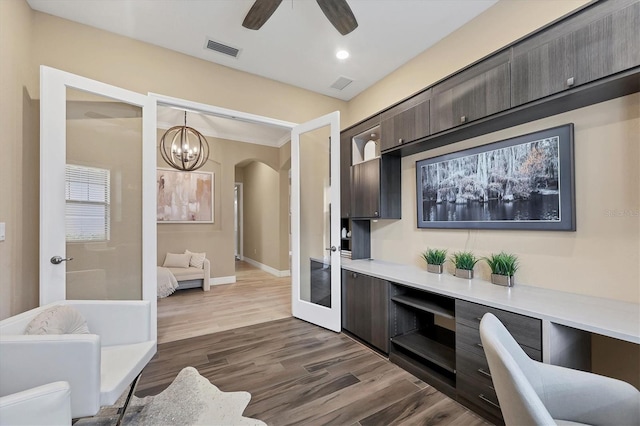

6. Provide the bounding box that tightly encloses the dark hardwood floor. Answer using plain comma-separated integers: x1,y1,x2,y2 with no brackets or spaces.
137,318,490,426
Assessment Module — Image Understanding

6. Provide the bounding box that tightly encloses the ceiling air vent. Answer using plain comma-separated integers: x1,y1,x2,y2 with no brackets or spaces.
205,38,240,58
330,76,353,91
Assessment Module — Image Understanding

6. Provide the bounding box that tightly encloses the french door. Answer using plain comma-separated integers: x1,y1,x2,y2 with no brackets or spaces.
39,66,157,336
291,112,341,332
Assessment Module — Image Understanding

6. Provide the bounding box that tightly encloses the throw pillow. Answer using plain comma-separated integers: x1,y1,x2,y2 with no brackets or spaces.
185,250,206,269
25,305,90,335
163,253,191,268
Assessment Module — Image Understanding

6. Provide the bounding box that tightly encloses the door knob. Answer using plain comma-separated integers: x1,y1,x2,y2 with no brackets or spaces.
50,256,73,265
325,246,338,252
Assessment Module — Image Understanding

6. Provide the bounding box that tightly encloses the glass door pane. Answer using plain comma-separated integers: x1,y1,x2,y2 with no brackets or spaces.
299,126,332,307
65,88,143,300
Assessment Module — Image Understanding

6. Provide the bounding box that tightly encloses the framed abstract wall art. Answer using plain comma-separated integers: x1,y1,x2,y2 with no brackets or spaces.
157,168,214,223
416,124,575,231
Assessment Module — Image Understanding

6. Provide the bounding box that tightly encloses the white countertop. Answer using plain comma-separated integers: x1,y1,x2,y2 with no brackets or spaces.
341,258,640,344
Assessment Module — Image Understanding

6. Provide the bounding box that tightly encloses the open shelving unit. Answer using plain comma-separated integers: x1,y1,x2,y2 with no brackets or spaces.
389,285,457,397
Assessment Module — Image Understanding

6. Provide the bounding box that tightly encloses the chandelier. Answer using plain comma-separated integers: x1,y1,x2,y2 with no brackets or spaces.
159,111,210,171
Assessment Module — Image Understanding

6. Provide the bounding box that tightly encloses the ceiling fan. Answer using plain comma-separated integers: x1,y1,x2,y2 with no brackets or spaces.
242,0,358,35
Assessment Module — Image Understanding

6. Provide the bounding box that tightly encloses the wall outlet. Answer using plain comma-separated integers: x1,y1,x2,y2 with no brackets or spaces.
0,222,5,242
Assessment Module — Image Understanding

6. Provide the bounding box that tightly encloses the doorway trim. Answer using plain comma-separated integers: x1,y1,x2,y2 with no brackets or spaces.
149,93,297,130
234,182,244,261
149,93,297,285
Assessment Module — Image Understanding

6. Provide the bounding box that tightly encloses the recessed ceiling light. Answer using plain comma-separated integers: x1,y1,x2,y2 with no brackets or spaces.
336,50,349,60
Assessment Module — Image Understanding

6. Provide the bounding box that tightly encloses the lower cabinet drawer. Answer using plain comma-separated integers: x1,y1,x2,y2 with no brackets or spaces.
456,321,542,361
456,347,494,389
456,299,542,351
457,372,502,419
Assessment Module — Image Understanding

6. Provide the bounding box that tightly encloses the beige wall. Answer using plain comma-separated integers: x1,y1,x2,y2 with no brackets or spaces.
0,0,38,320
242,161,285,271
371,95,639,302
28,11,346,124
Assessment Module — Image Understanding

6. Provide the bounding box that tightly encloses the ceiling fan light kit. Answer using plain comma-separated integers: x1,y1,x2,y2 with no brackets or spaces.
159,111,210,172
243,0,358,35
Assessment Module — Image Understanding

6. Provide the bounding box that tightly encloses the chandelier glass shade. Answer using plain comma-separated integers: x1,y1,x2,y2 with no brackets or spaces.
159,112,210,171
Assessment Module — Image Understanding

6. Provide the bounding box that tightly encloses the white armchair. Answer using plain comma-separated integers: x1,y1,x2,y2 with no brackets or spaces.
480,313,640,426
0,300,156,418
0,381,71,426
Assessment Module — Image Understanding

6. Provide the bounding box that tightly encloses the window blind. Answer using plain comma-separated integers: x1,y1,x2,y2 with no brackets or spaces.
65,164,110,242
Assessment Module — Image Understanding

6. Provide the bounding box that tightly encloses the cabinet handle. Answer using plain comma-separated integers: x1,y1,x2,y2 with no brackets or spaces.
567,77,575,87
374,211,379,216
460,115,467,123
476,343,484,349
398,138,403,144
352,272,357,279
477,368,492,378
478,394,500,409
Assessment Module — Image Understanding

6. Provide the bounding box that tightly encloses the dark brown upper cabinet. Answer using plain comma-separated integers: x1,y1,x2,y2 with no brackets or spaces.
430,51,511,135
340,116,380,219
380,90,431,151
350,156,401,220
511,0,640,107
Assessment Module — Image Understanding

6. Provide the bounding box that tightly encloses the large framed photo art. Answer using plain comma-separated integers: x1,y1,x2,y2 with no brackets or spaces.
416,124,575,231
157,168,214,223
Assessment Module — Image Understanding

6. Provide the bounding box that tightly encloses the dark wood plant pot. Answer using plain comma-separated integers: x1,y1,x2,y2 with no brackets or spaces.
455,268,474,279
426,264,443,274
491,274,514,287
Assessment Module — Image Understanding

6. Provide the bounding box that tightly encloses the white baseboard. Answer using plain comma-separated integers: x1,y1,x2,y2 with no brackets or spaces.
209,276,236,286
243,257,291,277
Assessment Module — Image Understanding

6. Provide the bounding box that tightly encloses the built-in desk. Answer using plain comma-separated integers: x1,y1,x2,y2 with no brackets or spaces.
341,258,639,423
342,258,639,346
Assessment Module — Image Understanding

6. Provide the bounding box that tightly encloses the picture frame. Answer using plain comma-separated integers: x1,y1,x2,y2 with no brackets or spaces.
157,168,214,223
416,124,575,231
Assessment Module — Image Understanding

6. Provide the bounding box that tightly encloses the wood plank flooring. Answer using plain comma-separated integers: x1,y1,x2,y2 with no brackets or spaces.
137,317,490,426
157,261,291,344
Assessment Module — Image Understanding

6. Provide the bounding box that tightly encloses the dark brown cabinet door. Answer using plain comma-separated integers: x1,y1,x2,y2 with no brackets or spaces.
431,52,510,134
380,91,431,151
351,158,380,219
341,270,389,353
511,0,640,107
350,156,401,220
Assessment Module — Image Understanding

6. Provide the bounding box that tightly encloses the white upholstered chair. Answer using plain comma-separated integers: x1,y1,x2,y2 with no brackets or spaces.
0,381,71,426
479,313,640,426
0,300,156,418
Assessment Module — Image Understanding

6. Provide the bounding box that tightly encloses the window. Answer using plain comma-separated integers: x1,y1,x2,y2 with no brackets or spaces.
65,164,110,242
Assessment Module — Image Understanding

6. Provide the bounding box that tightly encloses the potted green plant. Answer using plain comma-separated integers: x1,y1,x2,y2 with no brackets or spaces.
421,248,447,274
484,252,519,287
451,251,479,279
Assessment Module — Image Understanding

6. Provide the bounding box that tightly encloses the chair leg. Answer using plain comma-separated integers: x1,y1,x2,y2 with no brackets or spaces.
116,373,142,426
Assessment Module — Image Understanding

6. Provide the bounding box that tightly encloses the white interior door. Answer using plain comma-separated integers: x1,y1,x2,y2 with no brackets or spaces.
291,111,341,332
39,66,157,336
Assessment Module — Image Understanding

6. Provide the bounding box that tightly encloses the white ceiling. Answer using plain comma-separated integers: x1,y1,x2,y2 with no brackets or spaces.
30,0,498,147
27,0,497,102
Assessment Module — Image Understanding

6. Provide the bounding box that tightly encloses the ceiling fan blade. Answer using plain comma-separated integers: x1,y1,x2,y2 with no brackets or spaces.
316,0,358,35
242,0,283,30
